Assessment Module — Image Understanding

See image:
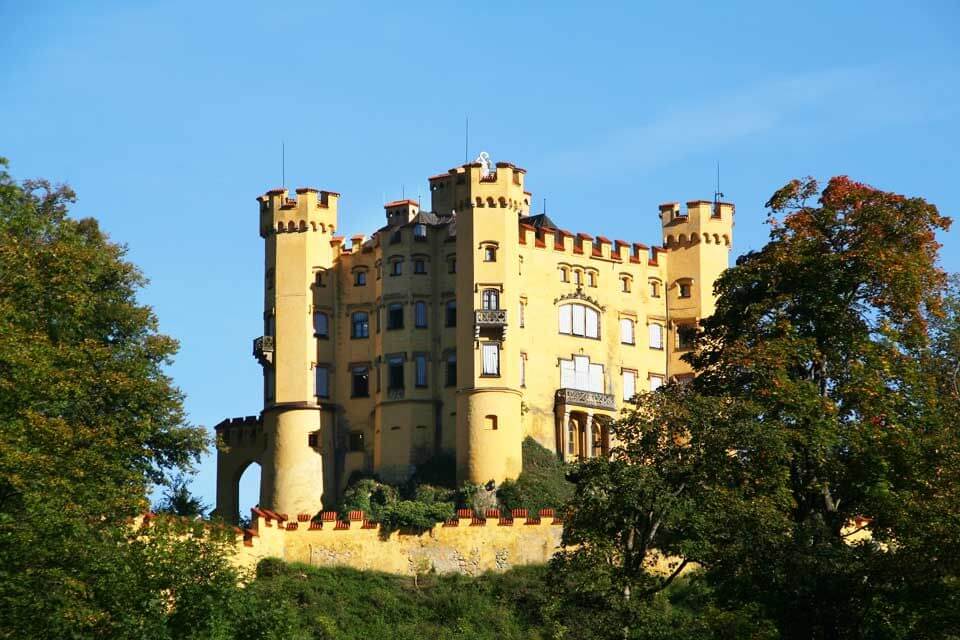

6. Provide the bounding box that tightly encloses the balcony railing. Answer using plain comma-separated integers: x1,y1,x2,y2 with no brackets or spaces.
555,388,616,411
474,309,507,326
253,335,274,365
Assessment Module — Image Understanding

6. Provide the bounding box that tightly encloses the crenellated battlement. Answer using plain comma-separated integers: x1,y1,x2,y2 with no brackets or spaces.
257,187,339,238
518,223,662,266
660,200,734,248
429,156,530,216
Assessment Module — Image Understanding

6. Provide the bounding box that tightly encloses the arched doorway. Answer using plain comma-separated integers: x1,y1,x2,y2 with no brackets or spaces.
236,461,261,527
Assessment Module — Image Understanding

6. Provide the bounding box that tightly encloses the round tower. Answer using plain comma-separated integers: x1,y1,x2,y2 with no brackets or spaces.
439,156,528,485
255,187,339,517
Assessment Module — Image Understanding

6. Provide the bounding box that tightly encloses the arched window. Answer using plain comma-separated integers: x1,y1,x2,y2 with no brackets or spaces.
573,269,583,285
313,311,329,338
620,318,635,344
558,303,600,339
482,289,499,310
559,266,570,283
649,323,664,350
354,270,367,286
587,271,597,287
351,312,369,338
677,279,693,299
621,275,632,293
649,279,661,298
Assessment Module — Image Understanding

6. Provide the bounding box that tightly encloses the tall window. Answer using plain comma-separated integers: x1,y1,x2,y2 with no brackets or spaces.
387,303,404,330
559,355,604,392
388,356,404,390
649,324,664,350
415,354,428,387
445,353,457,387
649,374,665,391
314,365,330,399
482,289,499,310
623,370,637,402
520,353,526,387
621,276,631,293
313,311,329,338
650,280,661,298
445,300,457,327
351,366,369,397
519,301,526,328
413,224,427,240
558,303,600,339
619,318,635,345
587,271,597,287
414,258,427,274
560,267,569,283
482,343,500,376
447,257,456,274
414,301,428,328
354,270,367,286
351,312,369,338
390,260,402,276
574,270,582,285
349,431,365,452
677,325,697,350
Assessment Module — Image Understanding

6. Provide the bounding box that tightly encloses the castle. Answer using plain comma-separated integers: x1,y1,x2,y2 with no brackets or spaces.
214,153,732,523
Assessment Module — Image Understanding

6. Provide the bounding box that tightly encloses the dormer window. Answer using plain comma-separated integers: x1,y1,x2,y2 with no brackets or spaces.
414,224,427,240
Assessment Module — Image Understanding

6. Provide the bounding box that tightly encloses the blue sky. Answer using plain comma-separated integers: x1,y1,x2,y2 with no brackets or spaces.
3,1,958,513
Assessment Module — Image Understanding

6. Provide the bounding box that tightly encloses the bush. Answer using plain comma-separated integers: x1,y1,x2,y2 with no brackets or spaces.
408,452,456,489
376,500,455,533
496,437,574,515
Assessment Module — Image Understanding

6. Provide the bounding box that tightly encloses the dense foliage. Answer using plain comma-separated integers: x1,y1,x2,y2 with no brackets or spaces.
557,176,960,639
497,436,574,515
0,159,238,638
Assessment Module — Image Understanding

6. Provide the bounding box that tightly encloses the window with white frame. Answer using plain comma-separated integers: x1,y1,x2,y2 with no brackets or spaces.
623,369,637,402
649,323,664,350
649,374,665,391
620,318,635,344
482,288,499,310
482,343,500,376
559,355,604,393
558,303,600,339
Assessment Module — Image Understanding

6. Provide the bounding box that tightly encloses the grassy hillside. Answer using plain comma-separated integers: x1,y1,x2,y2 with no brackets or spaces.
239,560,553,640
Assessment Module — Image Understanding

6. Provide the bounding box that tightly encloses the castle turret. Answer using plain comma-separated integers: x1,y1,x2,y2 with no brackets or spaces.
443,155,528,485
256,187,339,517
660,200,733,378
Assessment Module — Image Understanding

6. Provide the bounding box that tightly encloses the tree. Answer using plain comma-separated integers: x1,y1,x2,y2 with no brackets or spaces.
155,474,211,518
569,176,959,639
0,158,240,638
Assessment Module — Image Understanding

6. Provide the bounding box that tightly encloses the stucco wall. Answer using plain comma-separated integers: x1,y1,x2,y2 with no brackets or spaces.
233,508,564,577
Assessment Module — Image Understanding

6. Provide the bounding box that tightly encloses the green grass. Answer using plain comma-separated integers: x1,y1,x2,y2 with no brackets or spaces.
242,560,552,640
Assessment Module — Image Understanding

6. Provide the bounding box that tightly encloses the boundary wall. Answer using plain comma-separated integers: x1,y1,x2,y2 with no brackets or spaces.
234,507,564,576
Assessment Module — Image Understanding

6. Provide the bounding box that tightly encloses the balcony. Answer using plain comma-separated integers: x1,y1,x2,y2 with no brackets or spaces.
253,335,274,366
474,309,507,326
555,388,616,411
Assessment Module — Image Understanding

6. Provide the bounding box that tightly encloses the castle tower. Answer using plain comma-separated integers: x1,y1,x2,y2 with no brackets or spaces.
660,200,733,378
255,187,339,517
430,155,530,484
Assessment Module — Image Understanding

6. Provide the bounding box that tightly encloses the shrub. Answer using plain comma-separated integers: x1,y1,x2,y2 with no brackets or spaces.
376,500,455,533
496,437,574,515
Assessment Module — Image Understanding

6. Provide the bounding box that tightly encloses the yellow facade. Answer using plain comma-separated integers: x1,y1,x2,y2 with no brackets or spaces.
214,154,733,522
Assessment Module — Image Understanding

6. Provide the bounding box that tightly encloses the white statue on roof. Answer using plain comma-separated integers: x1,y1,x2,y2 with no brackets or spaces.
476,151,493,177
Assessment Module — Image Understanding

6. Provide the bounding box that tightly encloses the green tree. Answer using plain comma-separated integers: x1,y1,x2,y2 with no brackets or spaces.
155,474,211,518
0,158,240,638
563,176,959,639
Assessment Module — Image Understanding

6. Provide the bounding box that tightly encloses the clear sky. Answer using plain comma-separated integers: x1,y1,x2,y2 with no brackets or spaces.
2,1,958,514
